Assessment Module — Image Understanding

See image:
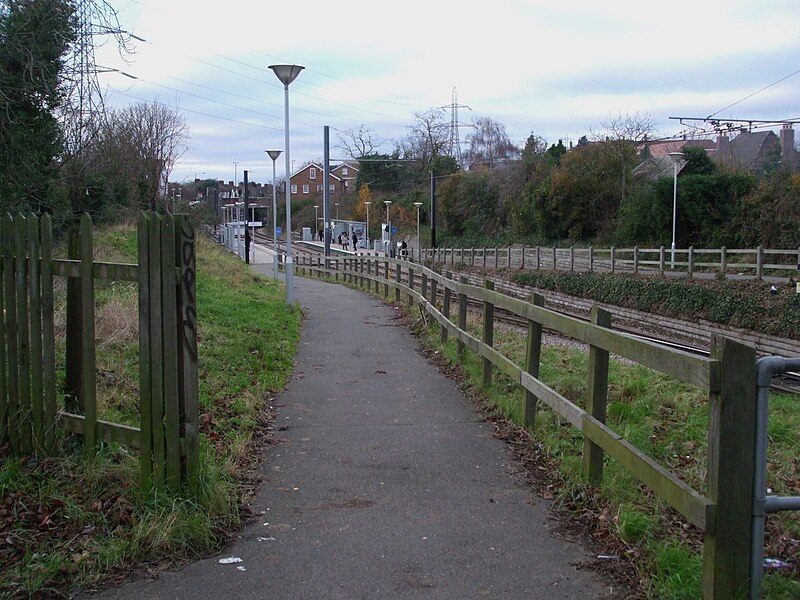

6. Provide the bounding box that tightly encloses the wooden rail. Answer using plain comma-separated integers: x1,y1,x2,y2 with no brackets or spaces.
414,244,800,281
294,252,758,599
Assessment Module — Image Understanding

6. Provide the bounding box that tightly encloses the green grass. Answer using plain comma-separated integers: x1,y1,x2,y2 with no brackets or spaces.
0,229,302,598
409,305,800,599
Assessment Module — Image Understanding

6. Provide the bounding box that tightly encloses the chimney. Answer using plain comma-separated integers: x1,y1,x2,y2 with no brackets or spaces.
716,134,730,161
780,125,796,168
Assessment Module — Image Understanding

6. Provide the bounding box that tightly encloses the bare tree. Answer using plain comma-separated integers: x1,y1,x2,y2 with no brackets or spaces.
337,125,382,159
591,111,657,201
81,101,188,211
399,108,450,169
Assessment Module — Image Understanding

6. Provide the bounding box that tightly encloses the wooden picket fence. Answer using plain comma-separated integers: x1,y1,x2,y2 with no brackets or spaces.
0,211,199,492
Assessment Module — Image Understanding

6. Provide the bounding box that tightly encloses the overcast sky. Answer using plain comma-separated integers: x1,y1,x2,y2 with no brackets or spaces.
95,0,800,185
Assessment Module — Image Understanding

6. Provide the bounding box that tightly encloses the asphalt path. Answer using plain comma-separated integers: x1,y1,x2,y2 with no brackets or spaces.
85,261,627,600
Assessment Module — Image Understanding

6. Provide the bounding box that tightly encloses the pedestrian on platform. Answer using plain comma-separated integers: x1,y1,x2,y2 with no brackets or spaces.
352,231,358,252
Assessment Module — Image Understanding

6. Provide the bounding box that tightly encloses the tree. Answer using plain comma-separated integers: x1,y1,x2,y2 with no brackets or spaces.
0,0,77,214
337,125,382,159
399,109,451,174
592,112,656,202
464,116,518,169
73,101,188,215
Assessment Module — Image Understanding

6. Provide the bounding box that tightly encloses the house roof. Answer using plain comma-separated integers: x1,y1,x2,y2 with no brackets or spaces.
291,162,342,182
633,155,686,180
644,139,716,159
719,131,779,170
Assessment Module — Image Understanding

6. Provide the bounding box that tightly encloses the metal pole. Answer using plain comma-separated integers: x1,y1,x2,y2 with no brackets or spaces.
365,202,370,251
283,82,294,305
324,126,331,256
671,160,677,269
430,170,437,249
272,157,278,279
243,170,250,264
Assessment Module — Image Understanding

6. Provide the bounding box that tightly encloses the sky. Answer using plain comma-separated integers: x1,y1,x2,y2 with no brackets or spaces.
94,0,800,186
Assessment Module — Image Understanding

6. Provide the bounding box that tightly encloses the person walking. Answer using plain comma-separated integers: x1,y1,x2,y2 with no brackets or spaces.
352,231,358,252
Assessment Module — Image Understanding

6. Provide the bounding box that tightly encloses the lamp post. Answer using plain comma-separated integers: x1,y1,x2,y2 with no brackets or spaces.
266,150,282,280
414,202,423,261
334,202,339,221
364,201,371,252
233,162,239,197
384,200,392,256
314,204,319,240
269,63,304,305
668,151,684,269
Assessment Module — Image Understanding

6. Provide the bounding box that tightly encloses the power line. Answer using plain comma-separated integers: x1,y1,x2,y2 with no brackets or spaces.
706,66,800,119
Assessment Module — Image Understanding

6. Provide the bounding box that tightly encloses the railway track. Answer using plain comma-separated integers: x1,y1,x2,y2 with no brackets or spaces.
254,235,800,394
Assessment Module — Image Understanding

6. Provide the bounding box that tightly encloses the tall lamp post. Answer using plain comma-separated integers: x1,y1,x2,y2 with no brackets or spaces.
384,200,392,256
314,204,319,240
364,201,371,251
233,162,239,197
334,202,339,221
414,201,423,261
668,151,684,269
266,150,282,280
269,63,304,305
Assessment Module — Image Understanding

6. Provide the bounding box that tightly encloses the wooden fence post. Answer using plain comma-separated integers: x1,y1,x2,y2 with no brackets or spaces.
552,246,556,271
408,266,415,307
441,272,452,343
395,262,401,302
40,214,56,453
589,246,593,272
421,271,428,304
524,293,544,428
78,214,96,453
756,246,763,280
521,245,526,269
384,260,389,297
633,246,639,275
702,336,756,599
689,246,695,278
430,273,438,310
583,307,611,485
659,246,665,275
458,276,467,358
175,215,199,490
482,279,494,387
720,246,727,277
15,215,32,456
570,245,575,271
610,246,616,274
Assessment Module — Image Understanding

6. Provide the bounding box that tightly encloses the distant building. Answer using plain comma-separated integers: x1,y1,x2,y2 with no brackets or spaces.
289,163,354,199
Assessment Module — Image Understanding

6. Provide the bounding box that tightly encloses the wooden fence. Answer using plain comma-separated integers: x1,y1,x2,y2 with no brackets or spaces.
0,212,198,492
415,244,800,280
293,252,758,599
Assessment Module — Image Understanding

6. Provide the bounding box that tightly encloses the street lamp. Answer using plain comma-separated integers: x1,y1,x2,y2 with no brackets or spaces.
314,204,319,240
266,149,282,280
668,151,684,269
364,201,371,251
384,200,392,256
269,63,304,305
233,162,239,197
334,202,339,221
414,201,423,261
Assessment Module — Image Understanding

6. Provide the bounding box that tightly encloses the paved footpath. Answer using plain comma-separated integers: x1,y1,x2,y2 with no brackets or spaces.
88,264,627,600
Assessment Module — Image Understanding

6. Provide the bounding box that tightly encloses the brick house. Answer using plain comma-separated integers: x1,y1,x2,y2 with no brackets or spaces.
289,163,358,199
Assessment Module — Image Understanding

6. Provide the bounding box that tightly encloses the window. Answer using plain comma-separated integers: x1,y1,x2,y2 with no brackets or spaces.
329,184,335,193
316,184,323,193
341,167,348,175
302,184,309,194
291,184,297,194
310,167,316,179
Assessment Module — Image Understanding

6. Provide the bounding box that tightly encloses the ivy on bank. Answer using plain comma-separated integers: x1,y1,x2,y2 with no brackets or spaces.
511,271,800,340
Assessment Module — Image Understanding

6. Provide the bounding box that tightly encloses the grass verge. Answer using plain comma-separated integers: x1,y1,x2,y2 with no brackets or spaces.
400,297,800,599
0,227,301,599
